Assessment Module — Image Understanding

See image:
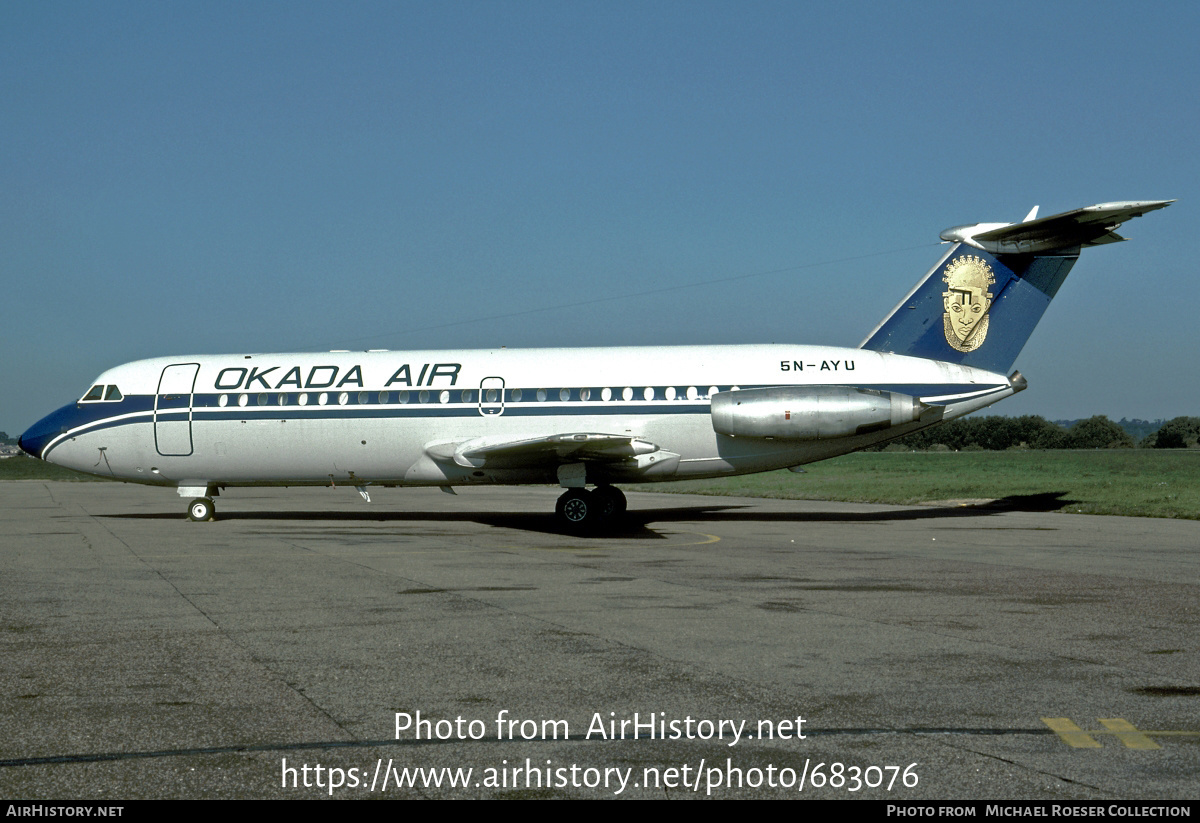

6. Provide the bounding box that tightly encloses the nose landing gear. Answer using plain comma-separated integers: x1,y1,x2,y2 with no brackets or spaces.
187,497,215,522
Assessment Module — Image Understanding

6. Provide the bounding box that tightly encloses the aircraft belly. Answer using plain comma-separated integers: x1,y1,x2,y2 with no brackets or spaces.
184,417,431,483
172,411,723,486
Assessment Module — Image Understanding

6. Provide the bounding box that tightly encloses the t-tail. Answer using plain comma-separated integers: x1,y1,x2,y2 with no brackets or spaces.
859,200,1173,374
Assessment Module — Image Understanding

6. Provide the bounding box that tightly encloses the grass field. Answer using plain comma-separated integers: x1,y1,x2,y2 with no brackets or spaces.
2,450,1196,520
650,450,1200,520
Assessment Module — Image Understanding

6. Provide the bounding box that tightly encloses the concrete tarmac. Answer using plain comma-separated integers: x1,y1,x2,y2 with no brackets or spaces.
1,481,1196,799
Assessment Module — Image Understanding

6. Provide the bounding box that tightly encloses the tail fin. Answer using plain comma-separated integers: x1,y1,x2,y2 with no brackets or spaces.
859,200,1173,374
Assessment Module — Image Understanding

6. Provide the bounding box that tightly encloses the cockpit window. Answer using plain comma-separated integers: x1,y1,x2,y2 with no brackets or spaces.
81,384,123,403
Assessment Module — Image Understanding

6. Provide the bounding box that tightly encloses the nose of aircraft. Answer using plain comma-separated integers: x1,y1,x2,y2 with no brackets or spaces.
18,403,81,460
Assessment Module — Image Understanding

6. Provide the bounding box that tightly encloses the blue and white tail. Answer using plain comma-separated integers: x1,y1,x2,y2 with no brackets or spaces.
859,200,1172,374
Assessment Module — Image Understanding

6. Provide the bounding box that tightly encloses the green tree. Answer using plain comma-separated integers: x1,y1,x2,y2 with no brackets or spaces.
1065,416,1133,449
1144,417,1200,449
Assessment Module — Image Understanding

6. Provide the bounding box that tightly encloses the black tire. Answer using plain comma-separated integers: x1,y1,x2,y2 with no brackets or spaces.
187,497,215,522
591,485,627,520
555,488,594,531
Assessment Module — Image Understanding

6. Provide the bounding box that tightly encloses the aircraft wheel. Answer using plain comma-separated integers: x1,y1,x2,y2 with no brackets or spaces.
187,497,215,522
591,485,626,520
555,488,595,531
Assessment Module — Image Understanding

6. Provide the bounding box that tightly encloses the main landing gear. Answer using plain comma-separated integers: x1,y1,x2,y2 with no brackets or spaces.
555,485,626,533
187,497,215,522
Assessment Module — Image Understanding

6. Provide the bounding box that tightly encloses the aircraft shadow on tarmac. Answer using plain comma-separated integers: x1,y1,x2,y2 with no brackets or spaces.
101,491,1078,540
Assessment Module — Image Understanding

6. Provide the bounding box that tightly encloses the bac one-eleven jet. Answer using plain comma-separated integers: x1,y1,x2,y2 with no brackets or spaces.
20,200,1172,530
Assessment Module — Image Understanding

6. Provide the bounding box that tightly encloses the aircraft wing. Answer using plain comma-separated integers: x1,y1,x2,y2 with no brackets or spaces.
424,432,675,471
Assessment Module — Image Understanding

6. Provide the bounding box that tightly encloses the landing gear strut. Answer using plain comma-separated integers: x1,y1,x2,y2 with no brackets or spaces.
554,485,626,532
187,497,215,522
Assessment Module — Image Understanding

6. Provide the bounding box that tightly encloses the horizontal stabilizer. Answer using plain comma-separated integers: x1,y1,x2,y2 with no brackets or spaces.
940,200,1173,255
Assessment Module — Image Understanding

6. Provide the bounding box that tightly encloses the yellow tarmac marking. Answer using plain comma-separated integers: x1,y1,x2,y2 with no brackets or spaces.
1042,718,1101,748
671,531,722,546
1099,717,1162,750
1042,717,1189,749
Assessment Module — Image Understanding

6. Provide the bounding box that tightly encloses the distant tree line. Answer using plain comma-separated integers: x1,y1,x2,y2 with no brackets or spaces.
874,415,1200,451
1140,417,1200,449
1096,418,1166,443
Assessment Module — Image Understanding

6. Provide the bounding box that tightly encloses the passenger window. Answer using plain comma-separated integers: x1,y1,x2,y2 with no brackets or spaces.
82,385,104,402
104,385,123,401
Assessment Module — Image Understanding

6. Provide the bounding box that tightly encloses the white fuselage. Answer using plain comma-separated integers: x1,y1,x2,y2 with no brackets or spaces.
33,344,1015,491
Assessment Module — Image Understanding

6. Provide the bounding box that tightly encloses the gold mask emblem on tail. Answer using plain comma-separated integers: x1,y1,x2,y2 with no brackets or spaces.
942,255,996,352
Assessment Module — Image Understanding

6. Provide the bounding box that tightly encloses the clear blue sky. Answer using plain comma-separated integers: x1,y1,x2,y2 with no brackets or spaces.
3,1,1196,433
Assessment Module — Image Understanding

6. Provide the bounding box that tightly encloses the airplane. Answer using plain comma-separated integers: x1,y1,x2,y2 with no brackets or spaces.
19,200,1172,531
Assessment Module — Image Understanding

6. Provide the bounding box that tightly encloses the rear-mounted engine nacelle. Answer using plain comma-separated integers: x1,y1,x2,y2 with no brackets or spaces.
710,386,926,440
